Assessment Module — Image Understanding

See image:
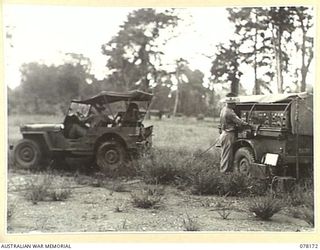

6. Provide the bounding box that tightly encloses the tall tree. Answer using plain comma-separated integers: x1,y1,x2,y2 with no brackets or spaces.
290,7,314,92
268,7,295,93
101,8,179,91
15,54,95,114
228,8,273,94
210,40,242,96
172,58,188,116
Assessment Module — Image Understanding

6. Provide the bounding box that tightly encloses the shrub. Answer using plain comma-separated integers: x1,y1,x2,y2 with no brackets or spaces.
216,209,232,220
26,175,72,204
182,214,200,231
191,169,221,195
131,185,164,209
27,175,52,204
191,170,266,197
220,172,251,196
50,188,72,201
197,114,205,120
285,181,314,208
111,181,127,193
300,207,314,227
249,195,283,220
138,148,187,184
210,201,233,219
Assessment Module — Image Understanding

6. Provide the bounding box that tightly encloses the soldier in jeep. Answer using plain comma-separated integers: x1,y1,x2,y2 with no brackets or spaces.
68,105,114,139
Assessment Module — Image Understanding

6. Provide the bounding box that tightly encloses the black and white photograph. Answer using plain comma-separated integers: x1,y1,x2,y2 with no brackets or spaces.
4,3,315,234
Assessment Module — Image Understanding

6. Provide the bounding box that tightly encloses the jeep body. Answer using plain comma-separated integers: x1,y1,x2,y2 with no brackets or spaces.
13,90,153,174
232,92,313,179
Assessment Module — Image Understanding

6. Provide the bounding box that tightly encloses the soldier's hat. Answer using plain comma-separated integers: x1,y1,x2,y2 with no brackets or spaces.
224,93,239,103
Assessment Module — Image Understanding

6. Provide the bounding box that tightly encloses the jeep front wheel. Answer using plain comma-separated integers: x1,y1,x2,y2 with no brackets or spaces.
13,139,42,169
234,147,255,176
96,141,126,175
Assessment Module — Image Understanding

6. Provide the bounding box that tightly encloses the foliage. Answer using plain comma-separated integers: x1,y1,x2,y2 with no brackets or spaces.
101,8,179,91
130,185,164,209
138,148,188,184
191,170,268,197
50,188,72,201
228,8,274,94
213,6,314,94
299,207,314,227
27,175,53,204
210,40,242,95
182,214,200,231
8,53,110,115
289,7,314,92
282,180,314,207
249,195,283,220
26,175,72,204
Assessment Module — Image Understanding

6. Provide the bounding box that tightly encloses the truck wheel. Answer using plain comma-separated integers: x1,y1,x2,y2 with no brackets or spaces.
96,141,126,176
13,139,42,169
234,147,255,176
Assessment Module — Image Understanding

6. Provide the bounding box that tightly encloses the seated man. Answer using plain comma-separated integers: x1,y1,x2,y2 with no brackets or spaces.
68,116,88,139
68,106,113,139
121,103,140,126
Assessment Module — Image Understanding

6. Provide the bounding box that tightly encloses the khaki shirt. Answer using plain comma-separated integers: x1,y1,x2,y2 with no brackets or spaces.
220,106,248,132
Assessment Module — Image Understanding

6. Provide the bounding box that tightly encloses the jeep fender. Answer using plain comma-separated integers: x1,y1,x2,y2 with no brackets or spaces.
94,133,127,153
233,139,264,162
21,132,51,153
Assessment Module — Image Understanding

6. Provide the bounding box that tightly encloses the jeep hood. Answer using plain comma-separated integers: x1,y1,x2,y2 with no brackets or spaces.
20,124,64,132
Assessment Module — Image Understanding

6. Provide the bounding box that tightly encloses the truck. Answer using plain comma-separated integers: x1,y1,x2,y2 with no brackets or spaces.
232,92,313,180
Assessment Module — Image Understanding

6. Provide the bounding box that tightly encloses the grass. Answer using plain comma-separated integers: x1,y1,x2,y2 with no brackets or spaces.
249,195,283,220
8,114,219,151
144,116,219,150
7,114,315,228
182,214,200,231
26,174,72,204
131,185,164,209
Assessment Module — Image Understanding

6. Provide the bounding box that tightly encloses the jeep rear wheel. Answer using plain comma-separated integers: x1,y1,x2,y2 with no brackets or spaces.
13,139,42,169
234,147,255,177
96,141,126,176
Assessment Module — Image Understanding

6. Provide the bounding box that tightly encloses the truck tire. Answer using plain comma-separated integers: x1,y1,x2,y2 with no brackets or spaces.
234,147,255,176
96,141,126,176
13,139,42,169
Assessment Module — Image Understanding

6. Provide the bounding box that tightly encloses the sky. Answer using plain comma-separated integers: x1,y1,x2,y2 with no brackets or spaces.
3,5,235,90
3,4,315,93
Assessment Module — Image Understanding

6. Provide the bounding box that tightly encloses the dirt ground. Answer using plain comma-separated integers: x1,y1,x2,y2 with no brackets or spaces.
7,170,312,233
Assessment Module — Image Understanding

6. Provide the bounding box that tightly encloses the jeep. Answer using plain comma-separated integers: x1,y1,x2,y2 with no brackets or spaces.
12,90,153,174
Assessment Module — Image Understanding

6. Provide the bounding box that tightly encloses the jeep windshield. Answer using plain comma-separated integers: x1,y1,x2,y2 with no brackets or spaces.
67,102,91,117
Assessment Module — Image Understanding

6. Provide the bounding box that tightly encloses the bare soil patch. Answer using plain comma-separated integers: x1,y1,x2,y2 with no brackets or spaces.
7,170,311,233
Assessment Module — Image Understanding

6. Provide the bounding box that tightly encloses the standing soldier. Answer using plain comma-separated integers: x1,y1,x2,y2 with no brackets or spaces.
219,93,250,172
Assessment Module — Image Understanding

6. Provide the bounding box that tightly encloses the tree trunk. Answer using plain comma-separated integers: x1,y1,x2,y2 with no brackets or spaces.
173,73,180,117
231,78,239,96
252,11,260,95
295,9,308,92
271,27,284,93
253,25,259,95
